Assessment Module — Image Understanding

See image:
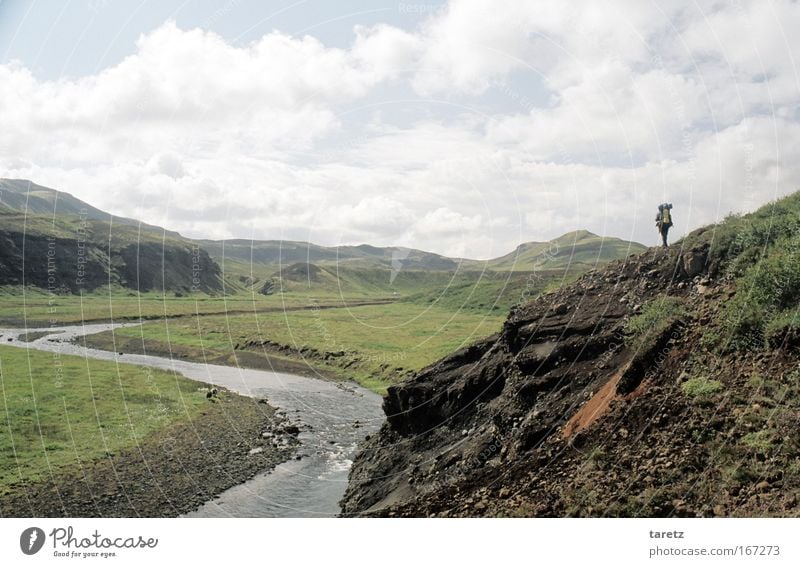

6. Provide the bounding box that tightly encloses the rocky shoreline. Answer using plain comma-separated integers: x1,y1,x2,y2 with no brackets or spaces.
0,389,300,517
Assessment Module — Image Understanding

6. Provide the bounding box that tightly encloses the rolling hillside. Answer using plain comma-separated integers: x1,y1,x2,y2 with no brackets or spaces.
0,179,644,301
0,178,176,235
200,230,645,274
197,239,463,271
487,229,647,271
0,179,222,293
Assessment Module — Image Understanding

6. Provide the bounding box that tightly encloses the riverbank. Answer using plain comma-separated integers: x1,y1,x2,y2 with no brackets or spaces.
0,336,301,518
77,331,349,384
0,387,299,517
1,324,383,518
74,303,505,395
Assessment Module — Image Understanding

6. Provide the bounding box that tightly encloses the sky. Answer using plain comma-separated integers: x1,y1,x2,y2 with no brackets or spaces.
0,0,798,259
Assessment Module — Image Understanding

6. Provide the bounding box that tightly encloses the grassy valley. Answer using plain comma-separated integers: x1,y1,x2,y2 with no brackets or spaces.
79,302,506,393
0,177,646,517
0,178,644,395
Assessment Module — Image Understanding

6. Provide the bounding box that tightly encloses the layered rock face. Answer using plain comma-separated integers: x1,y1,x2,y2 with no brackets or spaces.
341,244,798,517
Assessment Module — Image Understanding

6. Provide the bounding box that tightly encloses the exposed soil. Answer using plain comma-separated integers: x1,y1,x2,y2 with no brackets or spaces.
16,330,56,343
561,368,622,439
340,244,800,517
0,390,300,517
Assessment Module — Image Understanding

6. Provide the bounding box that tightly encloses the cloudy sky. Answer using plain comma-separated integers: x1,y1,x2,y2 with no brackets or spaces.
0,0,798,259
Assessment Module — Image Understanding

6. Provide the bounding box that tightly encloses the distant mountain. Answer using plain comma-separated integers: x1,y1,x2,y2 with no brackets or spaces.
0,178,177,236
0,179,221,293
0,179,646,296
196,239,463,271
200,230,646,273
486,229,647,271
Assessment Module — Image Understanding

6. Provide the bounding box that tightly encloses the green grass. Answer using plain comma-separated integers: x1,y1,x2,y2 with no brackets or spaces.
0,220,640,396
740,430,777,455
625,296,687,344
102,302,505,393
676,193,800,352
402,270,556,314
0,286,392,326
487,230,646,272
681,376,723,400
0,247,600,395
0,345,208,492
0,261,535,326
707,231,800,352
680,192,800,275
0,264,546,394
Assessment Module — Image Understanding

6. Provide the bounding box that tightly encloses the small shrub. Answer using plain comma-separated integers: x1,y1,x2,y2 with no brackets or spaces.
583,447,608,470
716,237,800,352
740,430,776,455
625,296,686,340
700,329,722,351
765,308,800,348
717,297,767,352
747,247,800,309
681,376,723,400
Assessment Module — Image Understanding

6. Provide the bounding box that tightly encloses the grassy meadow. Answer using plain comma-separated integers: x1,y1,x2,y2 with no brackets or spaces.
0,344,208,494
81,302,505,393
0,259,578,393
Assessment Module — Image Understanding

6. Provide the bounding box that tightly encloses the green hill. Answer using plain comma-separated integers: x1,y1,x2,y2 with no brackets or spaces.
197,239,463,271
0,180,222,294
201,230,645,275
486,229,647,271
0,179,645,300
0,178,176,235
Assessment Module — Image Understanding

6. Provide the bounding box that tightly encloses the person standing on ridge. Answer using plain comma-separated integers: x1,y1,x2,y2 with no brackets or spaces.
655,203,673,248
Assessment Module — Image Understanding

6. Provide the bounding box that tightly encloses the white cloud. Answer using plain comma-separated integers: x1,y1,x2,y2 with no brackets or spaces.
1,1,800,259
487,64,708,162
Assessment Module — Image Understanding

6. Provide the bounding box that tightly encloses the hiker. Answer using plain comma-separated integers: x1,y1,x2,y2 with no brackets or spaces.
655,203,673,248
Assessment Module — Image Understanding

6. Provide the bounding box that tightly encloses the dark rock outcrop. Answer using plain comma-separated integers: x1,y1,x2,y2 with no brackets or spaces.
341,244,799,518
0,228,222,293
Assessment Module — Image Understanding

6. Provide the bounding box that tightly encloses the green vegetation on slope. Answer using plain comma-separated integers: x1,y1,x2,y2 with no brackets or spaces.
486,230,646,272
197,238,462,271
0,178,222,294
0,345,208,492
200,229,646,274
625,296,687,347
0,178,173,233
682,192,800,352
0,208,222,294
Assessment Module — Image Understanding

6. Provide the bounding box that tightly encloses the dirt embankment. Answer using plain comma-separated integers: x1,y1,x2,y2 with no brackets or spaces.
0,391,300,517
340,244,800,517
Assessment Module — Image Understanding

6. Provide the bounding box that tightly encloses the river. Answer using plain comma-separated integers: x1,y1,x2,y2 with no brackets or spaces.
0,323,384,517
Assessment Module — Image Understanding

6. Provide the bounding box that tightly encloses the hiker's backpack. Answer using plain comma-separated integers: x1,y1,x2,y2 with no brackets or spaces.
661,204,673,227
